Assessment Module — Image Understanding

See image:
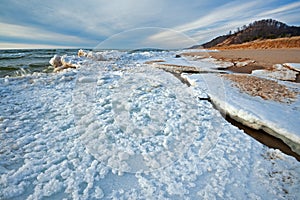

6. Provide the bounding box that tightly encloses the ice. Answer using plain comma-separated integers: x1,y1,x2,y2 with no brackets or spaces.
284,63,300,72
252,64,298,81
252,69,298,81
49,54,85,72
0,50,299,199
49,54,62,68
154,55,230,73
78,50,107,61
73,61,222,174
187,73,300,154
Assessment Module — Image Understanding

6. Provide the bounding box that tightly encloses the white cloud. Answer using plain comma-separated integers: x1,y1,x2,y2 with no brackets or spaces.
1,0,300,48
0,42,75,49
94,27,196,49
28,0,166,36
147,0,265,45
145,29,193,48
172,1,260,33
258,1,300,16
0,22,95,46
191,17,262,43
0,0,206,37
146,28,198,48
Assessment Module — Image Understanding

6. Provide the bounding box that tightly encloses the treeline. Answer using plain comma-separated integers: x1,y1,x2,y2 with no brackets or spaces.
201,19,300,48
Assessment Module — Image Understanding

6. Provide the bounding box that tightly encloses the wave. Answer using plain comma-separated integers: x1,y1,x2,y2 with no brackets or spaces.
0,66,19,71
129,48,167,53
0,53,27,60
0,49,71,78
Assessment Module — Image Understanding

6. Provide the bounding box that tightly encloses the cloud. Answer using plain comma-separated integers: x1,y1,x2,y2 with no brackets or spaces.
0,42,75,49
0,22,96,47
256,1,300,25
0,0,170,48
146,0,300,45
0,0,300,48
146,28,199,49
258,1,300,16
0,0,212,48
94,27,196,49
172,0,261,33
147,0,266,45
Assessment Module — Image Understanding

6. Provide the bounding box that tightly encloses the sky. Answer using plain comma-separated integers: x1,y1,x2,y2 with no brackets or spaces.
1,0,300,49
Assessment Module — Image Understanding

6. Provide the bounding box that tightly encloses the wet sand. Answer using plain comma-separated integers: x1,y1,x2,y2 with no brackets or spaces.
208,48,300,70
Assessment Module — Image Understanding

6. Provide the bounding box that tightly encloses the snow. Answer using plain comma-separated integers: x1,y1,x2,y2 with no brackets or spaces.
0,50,299,199
252,64,298,81
198,57,233,69
147,52,230,73
186,73,300,155
284,63,300,72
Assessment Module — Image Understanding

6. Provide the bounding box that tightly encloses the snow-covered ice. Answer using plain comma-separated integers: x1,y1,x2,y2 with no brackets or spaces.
284,63,300,72
252,64,298,81
186,73,300,155
0,50,299,199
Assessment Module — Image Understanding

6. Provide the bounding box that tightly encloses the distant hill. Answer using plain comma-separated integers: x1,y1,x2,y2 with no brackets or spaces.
199,19,300,49
210,36,300,49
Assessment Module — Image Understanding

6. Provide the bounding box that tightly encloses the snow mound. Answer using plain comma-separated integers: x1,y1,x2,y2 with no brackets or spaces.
284,63,300,72
187,73,300,155
72,63,222,174
252,64,298,81
49,54,83,72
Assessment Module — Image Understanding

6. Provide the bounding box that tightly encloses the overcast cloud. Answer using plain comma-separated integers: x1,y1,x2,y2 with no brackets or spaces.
0,0,300,49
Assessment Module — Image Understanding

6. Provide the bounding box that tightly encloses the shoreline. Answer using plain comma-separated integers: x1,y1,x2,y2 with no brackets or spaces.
1,48,300,199
208,48,300,70
209,49,300,83
225,115,300,161
182,48,300,82
185,72,300,158
179,48,300,157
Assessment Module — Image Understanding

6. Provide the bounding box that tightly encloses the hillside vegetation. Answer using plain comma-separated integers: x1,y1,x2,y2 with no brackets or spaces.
212,36,300,49
201,19,300,49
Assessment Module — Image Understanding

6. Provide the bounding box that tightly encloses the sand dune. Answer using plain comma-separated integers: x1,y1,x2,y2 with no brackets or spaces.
212,36,300,50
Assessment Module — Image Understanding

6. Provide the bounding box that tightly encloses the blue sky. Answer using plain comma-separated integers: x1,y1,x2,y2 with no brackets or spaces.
1,0,300,49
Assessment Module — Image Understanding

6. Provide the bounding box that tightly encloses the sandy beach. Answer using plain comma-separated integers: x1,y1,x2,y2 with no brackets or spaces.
183,48,300,82
211,49,300,83
209,48,300,68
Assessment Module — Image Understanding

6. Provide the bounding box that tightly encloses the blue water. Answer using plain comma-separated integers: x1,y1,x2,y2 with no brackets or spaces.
0,49,81,78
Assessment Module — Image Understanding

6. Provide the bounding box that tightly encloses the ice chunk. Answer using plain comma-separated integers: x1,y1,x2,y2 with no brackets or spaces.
252,64,298,81
284,63,300,72
49,55,62,68
78,77,97,83
77,49,107,61
94,187,104,199
78,49,88,57
49,54,80,72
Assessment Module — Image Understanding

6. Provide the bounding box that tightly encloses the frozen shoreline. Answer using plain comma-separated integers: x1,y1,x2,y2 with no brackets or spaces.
185,72,300,155
180,49,300,155
1,49,299,199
